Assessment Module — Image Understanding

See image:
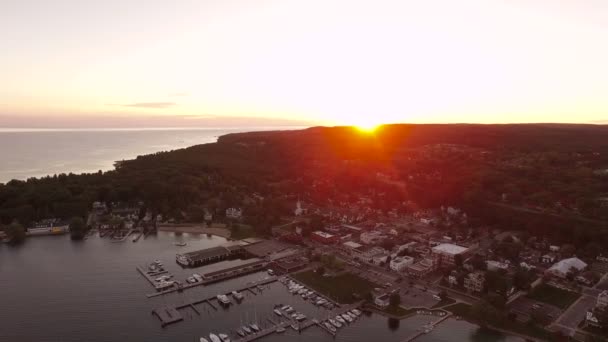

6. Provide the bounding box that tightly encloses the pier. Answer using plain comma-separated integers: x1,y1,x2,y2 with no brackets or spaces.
401,311,452,342
136,265,169,290
145,261,270,297
284,275,341,308
150,277,277,326
152,306,183,326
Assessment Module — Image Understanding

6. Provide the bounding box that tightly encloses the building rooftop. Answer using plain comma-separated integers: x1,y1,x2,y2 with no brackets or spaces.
181,246,230,261
343,241,363,249
312,231,335,238
432,243,468,255
548,257,587,275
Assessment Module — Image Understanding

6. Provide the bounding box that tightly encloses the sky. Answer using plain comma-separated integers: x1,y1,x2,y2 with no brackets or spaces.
1,0,607,128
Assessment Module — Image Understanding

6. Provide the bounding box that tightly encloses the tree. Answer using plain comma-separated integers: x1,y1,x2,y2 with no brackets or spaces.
389,292,401,307
316,266,326,276
454,254,463,268
69,216,87,240
5,221,26,244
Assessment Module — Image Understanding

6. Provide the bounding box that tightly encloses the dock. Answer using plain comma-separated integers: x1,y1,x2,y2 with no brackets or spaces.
285,276,341,308
145,261,271,297
136,265,169,290
401,311,452,342
150,277,278,326
152,306,183,326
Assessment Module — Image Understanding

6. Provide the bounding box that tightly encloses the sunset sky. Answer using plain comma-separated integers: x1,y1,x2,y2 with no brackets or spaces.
1,0,607,128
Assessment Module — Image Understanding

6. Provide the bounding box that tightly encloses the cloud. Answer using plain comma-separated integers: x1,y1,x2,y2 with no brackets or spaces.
122,102,176,109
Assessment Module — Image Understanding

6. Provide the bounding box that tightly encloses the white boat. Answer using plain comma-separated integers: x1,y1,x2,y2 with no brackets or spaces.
329,318,341,328
274,309,283,316
324,322,337,333
342,314,353,323
219,333,230,342
174,241,187,246
336,316,345,324
200,338,209,342
193,273,203,282
187,276,196,283
209,334,221,342
348,312,357,320
236,329,245,337
231,291,244,301
290,323,298,331
250,323,260,332
267,269,275,276
275,327,285,333
352,309,362,316
242,326,251,334
216,294,231,305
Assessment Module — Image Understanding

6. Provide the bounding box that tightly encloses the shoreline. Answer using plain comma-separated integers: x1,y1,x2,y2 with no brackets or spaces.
157,224,231,239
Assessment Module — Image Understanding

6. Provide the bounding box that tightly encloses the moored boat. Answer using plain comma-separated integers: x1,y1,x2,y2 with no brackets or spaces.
209,333,221,342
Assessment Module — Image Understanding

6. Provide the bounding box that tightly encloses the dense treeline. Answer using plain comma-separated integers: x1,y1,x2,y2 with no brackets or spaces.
1,124,607,240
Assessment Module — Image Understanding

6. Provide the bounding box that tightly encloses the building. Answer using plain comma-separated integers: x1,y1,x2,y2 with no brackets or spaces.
390,256,415,272
431,243,469,269
176,243,244,267
541,253,557,264
407,257,435,277
294,200,308,216
359,231,385,245
464,271,485,293
225,208,242,220
26,219,69,236
372,289,390,308
546,257,587,278
358,247,388,263
486,260,509,271
342,241,363,255
447,270,458,287
396,241,418,254
310,231,339,244
598,291,608,309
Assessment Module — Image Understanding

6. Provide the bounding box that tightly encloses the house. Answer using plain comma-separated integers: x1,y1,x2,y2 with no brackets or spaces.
373,290,390,308
541,253,557,264
447,270,458,287
390,256,414,272
598,291,608,309
310,231,339,244
464,271,485,293
431,243,469,269
546,257,587,278
226,208,242,220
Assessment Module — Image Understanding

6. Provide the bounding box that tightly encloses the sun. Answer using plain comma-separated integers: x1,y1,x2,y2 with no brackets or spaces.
355,123,379,133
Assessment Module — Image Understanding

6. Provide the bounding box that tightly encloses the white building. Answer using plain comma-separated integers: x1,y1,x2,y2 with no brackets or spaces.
486,260,509,271
464,271,485,293
598,291,608,309
546,257,587,278
226,208,243,220
431,243,469,269
390,256,415,272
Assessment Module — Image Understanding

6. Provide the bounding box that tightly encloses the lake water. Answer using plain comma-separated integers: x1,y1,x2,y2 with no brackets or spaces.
0,233,525,342
0,127,303,183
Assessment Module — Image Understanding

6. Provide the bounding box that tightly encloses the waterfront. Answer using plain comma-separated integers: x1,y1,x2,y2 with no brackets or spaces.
0,233,525,342
0,127,303,183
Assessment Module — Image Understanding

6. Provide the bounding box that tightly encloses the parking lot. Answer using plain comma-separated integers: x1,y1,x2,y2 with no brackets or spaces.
555,294,596,330
509,296,562,323
398,284,440,308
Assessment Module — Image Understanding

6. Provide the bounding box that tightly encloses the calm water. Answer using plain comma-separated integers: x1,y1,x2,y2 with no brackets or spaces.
0,127,303,183
0,233,525,342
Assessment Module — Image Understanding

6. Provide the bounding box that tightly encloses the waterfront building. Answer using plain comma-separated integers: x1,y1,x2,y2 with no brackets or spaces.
545,257,587,278
225,208,243,220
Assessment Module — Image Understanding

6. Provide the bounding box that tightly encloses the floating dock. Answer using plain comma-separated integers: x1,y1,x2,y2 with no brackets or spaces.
136,265,169,290
152,306,183,326
401,311,452,342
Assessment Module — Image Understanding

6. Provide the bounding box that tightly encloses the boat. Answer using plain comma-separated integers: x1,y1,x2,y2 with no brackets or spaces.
236,329,245,337
267,269,275,276
274,309,283,316
290,323,299,331
336,316,345,324
193,273,203,282
275,327,285,333
342,314,353,323
200,338,209,342
219,333,231,342
174,241,187,246
242,326,252,334
352,309,362,316
295,314,307,321
209,334,221,342
324,322,337,333
187,276,196,284
216,294,231,305
348,312,357,320
231,291,244,301
250,323,260,332
329,318,341,328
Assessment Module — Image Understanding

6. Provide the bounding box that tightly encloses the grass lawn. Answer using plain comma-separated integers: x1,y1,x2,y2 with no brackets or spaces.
444,302,552,340
432,297,456,309
526,284,580,309
293,270,374,304
230,224,256,240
